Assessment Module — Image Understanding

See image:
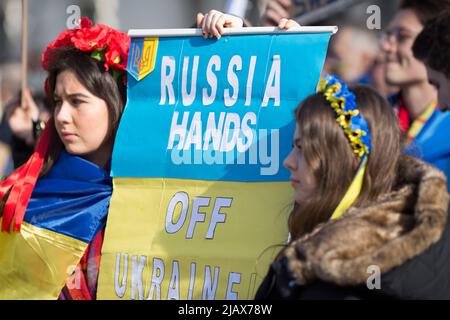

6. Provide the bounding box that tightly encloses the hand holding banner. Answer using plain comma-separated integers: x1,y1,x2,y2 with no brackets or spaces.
97,26,335,300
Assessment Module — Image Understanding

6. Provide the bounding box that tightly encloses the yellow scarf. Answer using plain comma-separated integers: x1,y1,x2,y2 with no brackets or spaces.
330,156,368,220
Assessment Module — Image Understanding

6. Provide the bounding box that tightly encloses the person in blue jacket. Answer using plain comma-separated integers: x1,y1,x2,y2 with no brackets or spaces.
380,0,450,189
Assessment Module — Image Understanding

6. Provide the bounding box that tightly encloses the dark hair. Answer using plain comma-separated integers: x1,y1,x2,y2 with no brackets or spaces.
288,85,402,239
413,12,450,78
400,0,450,25
42,47,127,175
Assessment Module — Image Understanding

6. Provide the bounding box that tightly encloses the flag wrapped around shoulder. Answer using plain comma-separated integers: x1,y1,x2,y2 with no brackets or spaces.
0,17,129,299
0,124,113,299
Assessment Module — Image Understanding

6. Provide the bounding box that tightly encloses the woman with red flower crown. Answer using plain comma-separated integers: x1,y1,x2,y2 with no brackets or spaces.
0,18,130,300
0,12,247,300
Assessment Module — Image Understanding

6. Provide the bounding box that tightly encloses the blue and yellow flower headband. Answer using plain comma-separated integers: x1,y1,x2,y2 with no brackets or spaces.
318,74,372,158
318,74,372,220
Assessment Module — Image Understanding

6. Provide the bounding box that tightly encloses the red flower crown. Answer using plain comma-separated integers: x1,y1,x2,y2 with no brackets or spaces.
42,18,130,77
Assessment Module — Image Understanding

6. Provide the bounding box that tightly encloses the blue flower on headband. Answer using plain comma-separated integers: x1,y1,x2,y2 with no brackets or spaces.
318,74,372,157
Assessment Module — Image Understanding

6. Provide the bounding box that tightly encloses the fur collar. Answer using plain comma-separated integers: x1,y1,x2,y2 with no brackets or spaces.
285,156,449,286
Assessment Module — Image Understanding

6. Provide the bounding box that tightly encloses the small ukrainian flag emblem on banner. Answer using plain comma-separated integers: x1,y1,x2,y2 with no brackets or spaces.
127,37,159,81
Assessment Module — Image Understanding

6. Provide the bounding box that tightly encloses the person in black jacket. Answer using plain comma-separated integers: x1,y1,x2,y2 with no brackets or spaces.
255,77,450,300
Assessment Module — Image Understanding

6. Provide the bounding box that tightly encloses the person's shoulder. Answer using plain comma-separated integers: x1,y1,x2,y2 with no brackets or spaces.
379,206,450,299
433,109,450,125
415,109,450,154
425,110,450,145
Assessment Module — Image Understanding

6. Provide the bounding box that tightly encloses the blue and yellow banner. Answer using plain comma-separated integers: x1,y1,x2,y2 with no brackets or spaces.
97,28,333,300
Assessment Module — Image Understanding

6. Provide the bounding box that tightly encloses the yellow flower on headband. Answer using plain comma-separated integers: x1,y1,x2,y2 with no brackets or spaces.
337,110,359,128
317,75,372,158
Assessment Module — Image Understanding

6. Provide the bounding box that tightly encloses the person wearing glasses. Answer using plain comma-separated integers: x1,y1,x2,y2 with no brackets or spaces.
380,0,450,189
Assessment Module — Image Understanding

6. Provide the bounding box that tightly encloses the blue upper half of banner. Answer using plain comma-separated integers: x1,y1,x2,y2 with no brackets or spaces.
112,31,331,181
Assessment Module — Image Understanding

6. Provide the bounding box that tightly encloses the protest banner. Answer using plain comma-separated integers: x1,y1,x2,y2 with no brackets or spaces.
97,26,335,300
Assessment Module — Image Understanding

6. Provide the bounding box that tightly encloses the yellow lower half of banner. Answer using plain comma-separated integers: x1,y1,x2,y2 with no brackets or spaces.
97,178,293,300
0,221,87,300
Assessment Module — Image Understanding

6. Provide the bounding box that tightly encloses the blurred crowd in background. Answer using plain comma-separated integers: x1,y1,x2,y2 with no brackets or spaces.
0,0,427,178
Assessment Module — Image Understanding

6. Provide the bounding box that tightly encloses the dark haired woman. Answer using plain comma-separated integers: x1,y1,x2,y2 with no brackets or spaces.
256,75,450,300
0,18,129,299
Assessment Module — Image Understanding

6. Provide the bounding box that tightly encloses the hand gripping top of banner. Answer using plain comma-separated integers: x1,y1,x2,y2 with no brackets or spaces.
97,27,336,300
126,26,337,82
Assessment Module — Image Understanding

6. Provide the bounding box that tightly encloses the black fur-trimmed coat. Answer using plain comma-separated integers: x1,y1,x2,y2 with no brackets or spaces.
256,156,450,300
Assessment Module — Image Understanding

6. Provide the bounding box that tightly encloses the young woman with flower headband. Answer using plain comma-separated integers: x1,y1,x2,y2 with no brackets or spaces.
202,12,450,299
255,75,450,300
0,18,129,299
264,17,450,299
